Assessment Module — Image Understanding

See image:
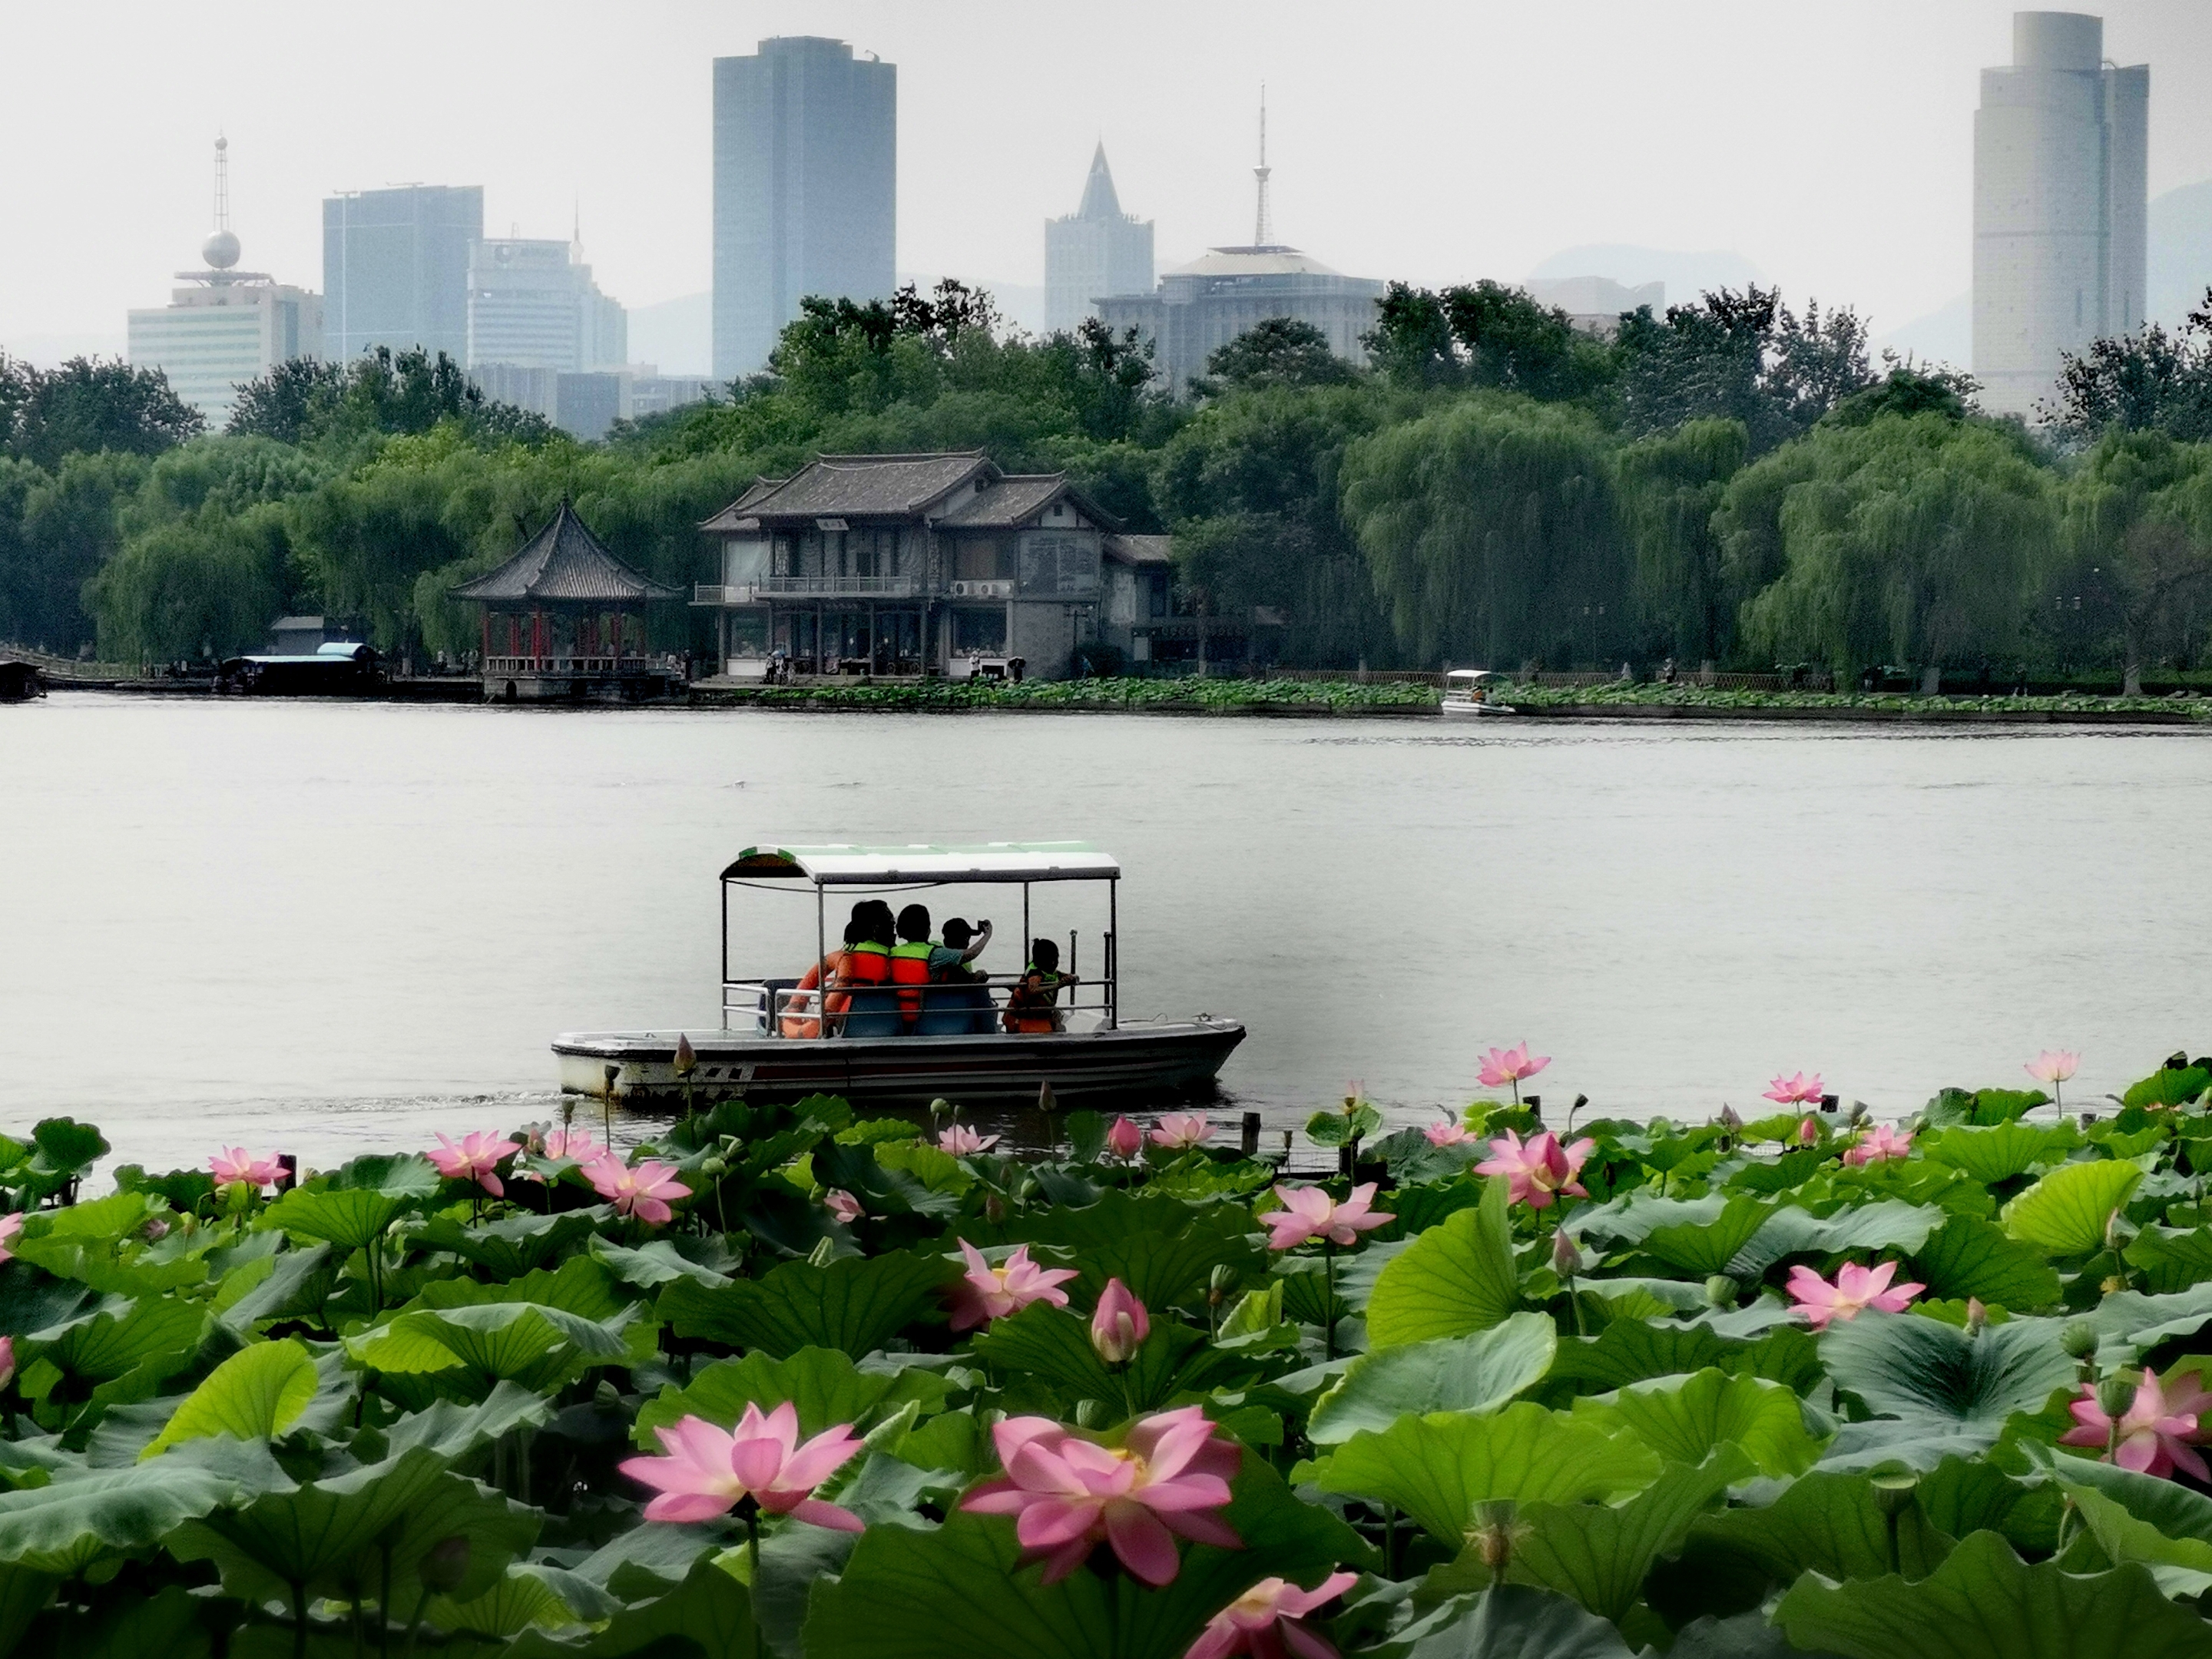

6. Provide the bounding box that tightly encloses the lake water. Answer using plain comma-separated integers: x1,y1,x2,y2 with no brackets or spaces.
5,696,2209,1176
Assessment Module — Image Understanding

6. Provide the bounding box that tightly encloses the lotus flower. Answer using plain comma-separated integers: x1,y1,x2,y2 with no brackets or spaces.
1786,1260,1924,1328
1797,1117,1820,1145
2026,1050,2081,1085
1763,1071,1825,1106
0,1335,13,1391
1150,1114,1213,1150
1091,1277,1150,1365
1474,1129,1595,1210
1843,1124,1914,1167
1107,1115,1144,1160
960,1405,1242,1585
429,1131,521,1197
1257,1184,1394,1250
1187,1571,1359,1659
2059,1365,2212,1480
824,1188,863,1226
585,1157,691,1226
1477,1043,1550,1101
949,1240,1079,1331
1551,1227,1584,1277
0,1213,20,1264
618,1402,863,1528
939,1124,1002,1157
1423,1120,1471,1147
208,1149,284,1191
540,1127,607,1164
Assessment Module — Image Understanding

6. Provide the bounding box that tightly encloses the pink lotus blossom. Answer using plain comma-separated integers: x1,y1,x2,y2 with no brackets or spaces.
1474,1129,1596,1210
208,1149,284,1191
1797,1117,1820,1145
618,1402,863,1528
540,1127,607,1164
0,1213,20,1264
1257,1184,1394,1251
2059,1366,2212,1480
143,1216,171,1240
0,1335,13,1390
1106,1115,1144,1160
585,1157,691,1226
949,1240,1079,1331
961,1405,1242,1585
429,1131,522,1197
1423,1120,1471,1147
1091,1277,1150,1365
1786,1260,1925,1329
1477,1043,1551,1094
2026,1050,2081,1086
1763,1071,1826,1106
824,1188,864,1226
1186,1571,1359,1659
1150,1114,1213,1151
1843,1124,1914,1167
938,1124,1002,1157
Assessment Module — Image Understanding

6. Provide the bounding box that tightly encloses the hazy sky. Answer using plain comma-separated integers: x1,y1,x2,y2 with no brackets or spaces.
5,1,2210,359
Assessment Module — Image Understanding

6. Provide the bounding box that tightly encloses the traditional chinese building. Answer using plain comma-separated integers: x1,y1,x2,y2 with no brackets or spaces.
452,500,684,701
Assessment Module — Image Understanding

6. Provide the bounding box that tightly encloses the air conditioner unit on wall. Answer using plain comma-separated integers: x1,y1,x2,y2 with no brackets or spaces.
951,580,1013,599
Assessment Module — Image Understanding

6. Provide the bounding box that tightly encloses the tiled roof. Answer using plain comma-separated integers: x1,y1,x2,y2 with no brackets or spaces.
933,475,1067,528
700,453,993,529
1104,533,1174,567
450,501,684,604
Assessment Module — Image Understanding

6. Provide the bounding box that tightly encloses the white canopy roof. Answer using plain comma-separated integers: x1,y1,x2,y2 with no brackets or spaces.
722,842,1120,885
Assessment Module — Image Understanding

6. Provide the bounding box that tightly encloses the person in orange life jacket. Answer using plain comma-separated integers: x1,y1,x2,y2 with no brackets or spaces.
780,916,863,1038
918,916,995,1035
1002,936,1077,1034
839,901,901,1038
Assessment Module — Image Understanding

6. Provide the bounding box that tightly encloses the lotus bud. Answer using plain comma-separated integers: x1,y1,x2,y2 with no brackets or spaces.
594,1379,621,1409
1868,1469,1918,1518
1717,1104,1743,1133
700,1155,728,1178
0,1335,14,1392
929,1098,953,1120
1090,1277,1150,1365
2098,1373,2138,1422
673,1033,697,1078
1705,1275,1739,1308
418,1535,472,1594
1965,1297,1988,1337
1798,1117,1820,1145
984,1194,1007,1225
2061,1320,2100,1361
1208,1263,1238,1307
1106,1115,1144,1161
1038,1081,1058,1115
1551,1228,1583,1278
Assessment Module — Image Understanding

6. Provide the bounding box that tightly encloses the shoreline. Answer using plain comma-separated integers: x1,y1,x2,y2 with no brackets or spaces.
35,676,2212,726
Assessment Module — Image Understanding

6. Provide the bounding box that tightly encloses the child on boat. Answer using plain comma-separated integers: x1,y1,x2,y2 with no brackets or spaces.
1002,937,1076,1034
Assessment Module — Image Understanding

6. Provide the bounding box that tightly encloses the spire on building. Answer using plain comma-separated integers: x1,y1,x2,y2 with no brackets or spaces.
1252,88,1273,249
1076,141,1123,220
202,134,241,273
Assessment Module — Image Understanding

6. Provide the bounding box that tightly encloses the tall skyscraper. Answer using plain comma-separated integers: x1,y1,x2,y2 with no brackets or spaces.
1045,145,1154,334
1973,12,2148,418
466,237,627,374
127,137,321,426
712,36,896,380
322,184,484,364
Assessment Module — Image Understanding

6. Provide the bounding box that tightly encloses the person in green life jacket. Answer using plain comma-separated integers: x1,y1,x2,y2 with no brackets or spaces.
1002,936,1077,1034
917,916,995,1035
889,904,937,1031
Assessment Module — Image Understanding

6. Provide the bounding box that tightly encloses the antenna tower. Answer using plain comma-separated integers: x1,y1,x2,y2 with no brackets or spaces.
1252,88,1272,248
214,134,230,231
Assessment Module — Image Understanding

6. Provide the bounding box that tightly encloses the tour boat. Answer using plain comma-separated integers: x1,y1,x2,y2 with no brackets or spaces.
553,842,1244,1108
1440,667,1515,717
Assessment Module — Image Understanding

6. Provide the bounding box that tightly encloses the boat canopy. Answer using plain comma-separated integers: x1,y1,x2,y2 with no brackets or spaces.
722,842,1121,885
1445,668,1494,681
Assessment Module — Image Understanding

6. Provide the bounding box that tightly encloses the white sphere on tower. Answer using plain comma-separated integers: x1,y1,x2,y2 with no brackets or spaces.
202,229,241,269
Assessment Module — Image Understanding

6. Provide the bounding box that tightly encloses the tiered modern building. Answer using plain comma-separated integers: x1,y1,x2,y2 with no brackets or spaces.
1973,10,2148,418
1045,144,1154,333
127,140,321,427
712,36,897,379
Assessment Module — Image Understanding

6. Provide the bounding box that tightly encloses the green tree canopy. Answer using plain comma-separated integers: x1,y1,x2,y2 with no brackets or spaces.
2044,289,2212,442
0,355,204,469
1195,318,1356,395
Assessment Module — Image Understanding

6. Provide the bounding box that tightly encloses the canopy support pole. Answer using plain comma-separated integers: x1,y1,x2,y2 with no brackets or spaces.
1108,878,1118,1031
815,881,826,1041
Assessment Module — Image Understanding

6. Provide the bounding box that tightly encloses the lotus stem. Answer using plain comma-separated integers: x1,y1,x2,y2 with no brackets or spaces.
1323,1238,1337,1361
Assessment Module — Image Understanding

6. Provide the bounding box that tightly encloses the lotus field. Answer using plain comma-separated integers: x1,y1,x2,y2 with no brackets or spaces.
8,1051,2212,1657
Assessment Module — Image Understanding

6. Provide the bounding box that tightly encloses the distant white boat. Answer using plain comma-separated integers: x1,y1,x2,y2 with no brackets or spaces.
1440,667,1515,717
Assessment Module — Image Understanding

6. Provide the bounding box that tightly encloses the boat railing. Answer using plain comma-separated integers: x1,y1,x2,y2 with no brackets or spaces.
723,974,1113,1038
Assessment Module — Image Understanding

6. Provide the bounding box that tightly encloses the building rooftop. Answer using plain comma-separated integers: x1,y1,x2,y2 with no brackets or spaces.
452,500,682,604
701,453,994,529
1167,245,1348,280
1104,533,1173,567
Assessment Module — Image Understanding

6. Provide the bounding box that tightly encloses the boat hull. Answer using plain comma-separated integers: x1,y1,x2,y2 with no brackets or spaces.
1440,700,1513,717
554,1018,1246,1108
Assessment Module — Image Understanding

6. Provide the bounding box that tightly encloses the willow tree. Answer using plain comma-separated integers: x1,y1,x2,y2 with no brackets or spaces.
1614,418,1747,663
1339,394,1626,667
1733,413,2055,686
2057,430,2212,688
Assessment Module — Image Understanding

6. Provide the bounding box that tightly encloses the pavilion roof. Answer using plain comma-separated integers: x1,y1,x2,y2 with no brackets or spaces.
451,501,682,604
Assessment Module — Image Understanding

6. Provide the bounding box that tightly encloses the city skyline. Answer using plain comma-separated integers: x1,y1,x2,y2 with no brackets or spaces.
7,1,2212,370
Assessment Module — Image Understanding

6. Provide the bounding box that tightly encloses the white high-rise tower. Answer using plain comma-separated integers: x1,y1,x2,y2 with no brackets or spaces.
1045,144,1155,333
1972,12,2148,418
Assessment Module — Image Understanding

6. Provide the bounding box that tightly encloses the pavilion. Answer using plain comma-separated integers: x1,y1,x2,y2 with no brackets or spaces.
452,500,684,702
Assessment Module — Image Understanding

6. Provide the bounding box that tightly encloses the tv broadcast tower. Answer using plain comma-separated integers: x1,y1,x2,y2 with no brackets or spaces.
204,135,241,275
1252,89,1274,249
